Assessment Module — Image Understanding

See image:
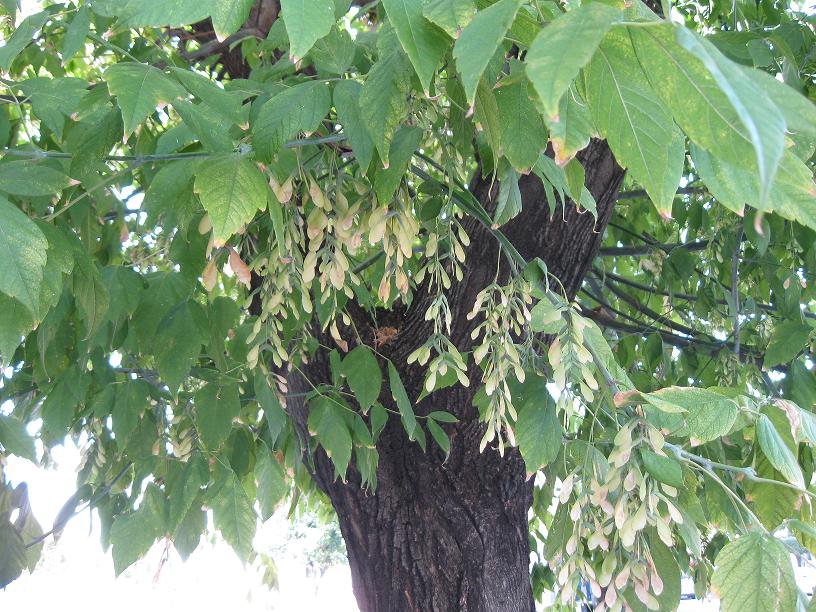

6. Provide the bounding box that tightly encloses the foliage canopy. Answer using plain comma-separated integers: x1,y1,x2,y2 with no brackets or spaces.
0,0,815,609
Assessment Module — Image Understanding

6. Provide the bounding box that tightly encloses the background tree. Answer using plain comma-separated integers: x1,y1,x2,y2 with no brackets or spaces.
0,0,815,610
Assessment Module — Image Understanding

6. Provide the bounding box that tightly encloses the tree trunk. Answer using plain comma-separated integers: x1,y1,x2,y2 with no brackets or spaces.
284,141,624,611
179,5,625,609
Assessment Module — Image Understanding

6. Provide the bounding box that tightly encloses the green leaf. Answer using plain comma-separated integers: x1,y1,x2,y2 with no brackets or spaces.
640,449,684,488
474,77,502,166
211,469,257,562
69,107,124,178
0,294,34,366
585,30,685,218
167,453,208,535
255,374,287,446
374,126,422,203
0,519,26,588
388,361,417,440
210,0,254,41
422,0,476,38
426,418,450,457
0,414,35,461
112,380,150,448
110,484,166,575
307,395,353,480
494,162,522,225
333,80,375,172
582,320,635,391
18,510,42,571
359,43,413,168
629,24,784,207
0,161,71,197
62,6,90,62
92,0,210,27
154,299,208,392
341,345,382,411
370,403,388,441
194,155,268,244
172,99,236,153
692,144,816,229
105,63,185,136
252,81,331,160
545,87,594,165
711,532,797,612
309,26,356,75
796,405,816,446
764,320,811,367
0,196,48,316
744,67,816,161
516,393,562,475
195,382,240,450
383,0,449,94
72,255,110,339
41,367,89,437
255,442,287,521
674,28,783,207
172,506,206,560
644,386,739,443
525,3,621,118
279,0,335,61
756,414,805,489
101,265,143,323
453,0,520,105
170,68,246,125
18,77,87,139
143,159,199,226
0,11,48,71
648,536,682,611
495,76,547,171
428,411,458,423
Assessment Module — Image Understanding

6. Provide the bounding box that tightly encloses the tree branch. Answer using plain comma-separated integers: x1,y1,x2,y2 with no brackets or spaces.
616,186,707,200
598,239,709,257
591,268,816,321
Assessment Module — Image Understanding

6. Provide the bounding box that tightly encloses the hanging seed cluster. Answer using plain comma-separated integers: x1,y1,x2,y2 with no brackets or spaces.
467,278,533,454
553,420,685,611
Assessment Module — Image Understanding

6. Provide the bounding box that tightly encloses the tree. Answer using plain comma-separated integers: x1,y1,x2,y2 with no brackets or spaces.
0,0,814,609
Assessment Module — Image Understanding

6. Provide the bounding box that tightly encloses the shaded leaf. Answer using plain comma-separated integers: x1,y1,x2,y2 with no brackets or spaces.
307,395,353,480
195,382,240,450
341,345,382,412
383,0,449,93
211,469,257,562
0,196,48,316
105,63,185,136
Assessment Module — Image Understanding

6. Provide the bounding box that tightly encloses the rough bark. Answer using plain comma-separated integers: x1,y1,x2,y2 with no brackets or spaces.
284,141,624,611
